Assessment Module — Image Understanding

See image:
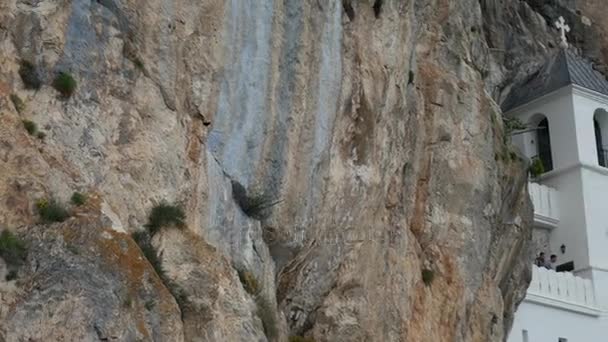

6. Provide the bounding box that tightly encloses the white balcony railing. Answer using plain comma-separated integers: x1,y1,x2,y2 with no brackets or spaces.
526,265,600,314
528,182,559,228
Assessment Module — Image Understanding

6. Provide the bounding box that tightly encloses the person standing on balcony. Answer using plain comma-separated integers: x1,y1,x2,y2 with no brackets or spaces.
547,254,558,270
535,252,546,267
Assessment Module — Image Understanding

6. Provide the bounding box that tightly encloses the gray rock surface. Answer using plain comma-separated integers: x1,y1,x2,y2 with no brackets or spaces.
1,216,184,341
0,0,605,341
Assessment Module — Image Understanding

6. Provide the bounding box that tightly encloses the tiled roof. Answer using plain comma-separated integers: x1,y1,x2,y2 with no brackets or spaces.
502,49,608,112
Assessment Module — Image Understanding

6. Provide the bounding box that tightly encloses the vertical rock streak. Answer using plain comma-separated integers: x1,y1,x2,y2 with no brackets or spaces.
63,0,99,77
208,0,274,186
312,0,342,167
204,0,277,270
304,0,343,227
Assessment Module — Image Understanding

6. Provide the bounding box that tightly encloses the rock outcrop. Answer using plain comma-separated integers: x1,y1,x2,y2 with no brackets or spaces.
0,0,603,341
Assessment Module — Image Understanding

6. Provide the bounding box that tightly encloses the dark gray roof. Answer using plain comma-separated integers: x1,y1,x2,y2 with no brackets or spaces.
502,49,608,112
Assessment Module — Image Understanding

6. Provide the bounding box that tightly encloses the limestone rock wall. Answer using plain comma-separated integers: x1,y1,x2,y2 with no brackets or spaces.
0,0,601,341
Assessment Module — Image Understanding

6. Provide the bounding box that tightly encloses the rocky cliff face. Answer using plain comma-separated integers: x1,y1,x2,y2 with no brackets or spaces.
0,0,602,341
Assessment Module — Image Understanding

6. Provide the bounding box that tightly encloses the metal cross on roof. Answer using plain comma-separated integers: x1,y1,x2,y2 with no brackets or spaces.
555,16,571,49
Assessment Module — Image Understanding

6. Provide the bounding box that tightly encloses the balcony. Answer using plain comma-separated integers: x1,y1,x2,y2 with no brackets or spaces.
528,182,559,228
525,265,600,315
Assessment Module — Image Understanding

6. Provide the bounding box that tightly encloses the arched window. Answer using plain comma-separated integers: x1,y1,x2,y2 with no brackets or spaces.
532,115,553,172
594,119,605,166
594,109,608,168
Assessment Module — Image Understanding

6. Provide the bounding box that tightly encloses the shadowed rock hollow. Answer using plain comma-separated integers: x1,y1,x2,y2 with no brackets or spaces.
1,0,604,341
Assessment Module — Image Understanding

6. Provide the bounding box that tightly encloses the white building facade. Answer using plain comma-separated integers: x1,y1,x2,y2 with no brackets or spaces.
505,41,608,341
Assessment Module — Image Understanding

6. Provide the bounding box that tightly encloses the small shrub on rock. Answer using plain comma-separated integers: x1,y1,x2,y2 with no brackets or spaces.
22,120,37,136
504,117,527,134
231,180,280,219
144,299,155,310
18,60,42,90
66,244,80,255
233,264,278,340
237,269,260,295
36,198,69,223
133,57,144,70
131,230,189,309
36,131,46,140
0,230,27,269
122,296,132,308
10,94,25,113
70,192,87,206
422,268,435,286
145,202,186,235
132,231,165,279
52,72,77,98
5,270,18,281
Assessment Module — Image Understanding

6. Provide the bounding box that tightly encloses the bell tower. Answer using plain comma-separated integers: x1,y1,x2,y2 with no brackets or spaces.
504,17,608,308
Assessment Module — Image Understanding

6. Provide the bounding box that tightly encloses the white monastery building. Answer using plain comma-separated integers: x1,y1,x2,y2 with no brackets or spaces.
506,17,608,342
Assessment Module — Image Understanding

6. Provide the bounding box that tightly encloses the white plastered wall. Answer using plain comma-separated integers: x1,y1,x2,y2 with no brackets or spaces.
508,87,590,272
